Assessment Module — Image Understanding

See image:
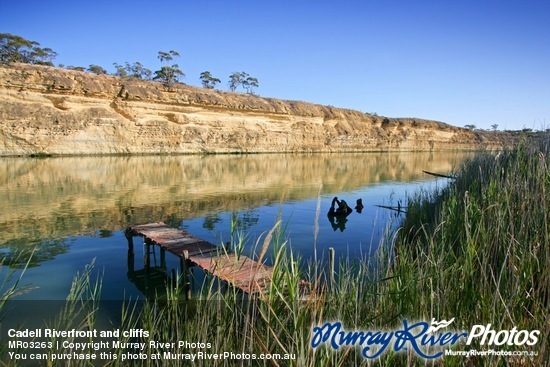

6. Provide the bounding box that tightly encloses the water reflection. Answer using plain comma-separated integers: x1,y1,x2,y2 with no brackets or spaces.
0,238,70,269
0,152,471,270
354,198,364,214
126,243,173,300
327,196,353,232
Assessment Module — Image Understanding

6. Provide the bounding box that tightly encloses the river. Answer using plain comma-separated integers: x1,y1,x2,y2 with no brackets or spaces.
0,152,470,300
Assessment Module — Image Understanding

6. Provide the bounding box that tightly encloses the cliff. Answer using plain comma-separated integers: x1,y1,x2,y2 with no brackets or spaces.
0,63,505,156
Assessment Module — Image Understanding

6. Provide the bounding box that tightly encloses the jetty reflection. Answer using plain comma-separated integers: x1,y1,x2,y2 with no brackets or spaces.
1,152,471,267
126,234,190,300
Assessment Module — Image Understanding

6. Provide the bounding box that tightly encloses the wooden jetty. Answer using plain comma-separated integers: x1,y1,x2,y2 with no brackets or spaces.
125,222,275,295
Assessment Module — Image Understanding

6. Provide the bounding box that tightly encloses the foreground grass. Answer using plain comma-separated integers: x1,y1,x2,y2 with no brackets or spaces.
390,135,549,365
1,135,548,366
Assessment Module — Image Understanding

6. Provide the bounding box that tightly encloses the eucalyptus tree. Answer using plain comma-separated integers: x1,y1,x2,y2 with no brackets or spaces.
157,50,180,63
228,72,245,91
0,33,57,65
242,76,259,94
87,64,108,75
113,62,152,80
200,71,221,89
229,71,259,94
154,50,184,87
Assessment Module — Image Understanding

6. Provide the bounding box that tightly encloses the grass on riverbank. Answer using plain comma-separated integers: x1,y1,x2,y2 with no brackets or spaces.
390,135,549,365
1,135,548,366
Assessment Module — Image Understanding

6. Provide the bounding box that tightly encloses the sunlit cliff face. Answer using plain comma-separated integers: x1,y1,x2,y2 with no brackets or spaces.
0,63,507,156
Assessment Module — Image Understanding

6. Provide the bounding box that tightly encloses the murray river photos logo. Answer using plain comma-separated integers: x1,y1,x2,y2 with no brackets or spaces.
310,318,540,360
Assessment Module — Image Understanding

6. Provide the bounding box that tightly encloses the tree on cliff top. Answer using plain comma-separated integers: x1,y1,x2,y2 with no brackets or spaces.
157,50,179,64
200,71,221,89
228,71,259,94
154,50,184,87
87,64,107,75
242,76,259,94
229,71,259,94
113,61,152,80
228,72,245,91
0,33,57,65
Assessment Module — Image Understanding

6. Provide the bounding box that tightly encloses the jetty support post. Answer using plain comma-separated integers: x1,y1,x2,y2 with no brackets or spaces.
171,268,177,289
144,239,152,269
125,228,135,273
180,250,191,299
125,228,134,254
328,247,335,290
160,248,166,268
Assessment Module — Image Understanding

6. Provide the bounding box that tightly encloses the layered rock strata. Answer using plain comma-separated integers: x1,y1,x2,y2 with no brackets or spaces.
0,63,503,156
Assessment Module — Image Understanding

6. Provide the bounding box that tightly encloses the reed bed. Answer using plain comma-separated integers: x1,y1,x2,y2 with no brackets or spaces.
1,135,548,366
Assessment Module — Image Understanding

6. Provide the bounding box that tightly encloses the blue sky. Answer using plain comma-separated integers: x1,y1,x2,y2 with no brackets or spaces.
2,0,549,130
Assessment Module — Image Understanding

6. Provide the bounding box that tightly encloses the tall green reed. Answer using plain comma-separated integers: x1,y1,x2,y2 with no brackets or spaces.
2,135,547,366
394,135,549,365
60,133,550,364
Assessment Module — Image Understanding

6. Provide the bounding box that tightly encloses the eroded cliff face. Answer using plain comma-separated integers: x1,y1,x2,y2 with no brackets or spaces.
0,63,502,155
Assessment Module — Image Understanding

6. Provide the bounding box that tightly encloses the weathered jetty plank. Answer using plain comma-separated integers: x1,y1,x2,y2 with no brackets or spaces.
128,222,219,257
126,222,273,295
193,254,274,294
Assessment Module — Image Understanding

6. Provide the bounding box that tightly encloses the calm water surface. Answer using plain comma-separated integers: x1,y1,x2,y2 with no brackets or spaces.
0,152,470,300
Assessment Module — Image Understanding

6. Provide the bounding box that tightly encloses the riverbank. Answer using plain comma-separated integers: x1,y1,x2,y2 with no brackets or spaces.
0,62,513,156
2,135,547,366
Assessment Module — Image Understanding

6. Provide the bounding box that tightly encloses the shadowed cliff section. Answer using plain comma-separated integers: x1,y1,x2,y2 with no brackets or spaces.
0,63,509,156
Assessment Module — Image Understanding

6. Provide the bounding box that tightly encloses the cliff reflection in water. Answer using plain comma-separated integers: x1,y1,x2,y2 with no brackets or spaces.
1,152,471,260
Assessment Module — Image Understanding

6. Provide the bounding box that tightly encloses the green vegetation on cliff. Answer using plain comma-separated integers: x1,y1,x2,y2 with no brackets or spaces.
0,33,57,65
1,33,259,94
